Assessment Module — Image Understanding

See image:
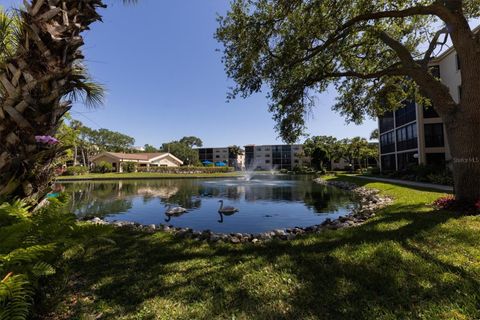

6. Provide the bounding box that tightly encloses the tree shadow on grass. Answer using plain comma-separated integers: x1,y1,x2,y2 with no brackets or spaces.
40,195,480,319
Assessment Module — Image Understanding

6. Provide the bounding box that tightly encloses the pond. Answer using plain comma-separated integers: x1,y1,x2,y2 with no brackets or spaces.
57,175,358,234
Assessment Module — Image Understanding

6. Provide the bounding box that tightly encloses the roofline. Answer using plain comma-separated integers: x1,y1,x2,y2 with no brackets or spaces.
90,151,183,165
150,153,184,165
430,25,480,63
90,151,119,162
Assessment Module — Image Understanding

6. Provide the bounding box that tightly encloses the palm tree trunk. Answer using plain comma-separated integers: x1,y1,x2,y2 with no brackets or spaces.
0,0,105,205
74,145,78,166
81,147,87,167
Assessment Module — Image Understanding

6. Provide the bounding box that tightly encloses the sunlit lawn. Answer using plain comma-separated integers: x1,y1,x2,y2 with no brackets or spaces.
42,175,480,320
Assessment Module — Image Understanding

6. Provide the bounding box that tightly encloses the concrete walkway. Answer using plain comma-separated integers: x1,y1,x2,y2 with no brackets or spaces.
354,175,453,192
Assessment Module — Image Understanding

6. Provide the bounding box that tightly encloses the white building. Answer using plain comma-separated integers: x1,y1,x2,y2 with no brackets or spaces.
91,152,183,172
378,44,461,171
244,144,309,170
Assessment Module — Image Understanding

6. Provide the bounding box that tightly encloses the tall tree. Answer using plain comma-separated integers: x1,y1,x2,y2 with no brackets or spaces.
144,144,158,153
303,136,338,170
162,138,200,166
217,1,480,201
179,136,203,148
0,1,106,204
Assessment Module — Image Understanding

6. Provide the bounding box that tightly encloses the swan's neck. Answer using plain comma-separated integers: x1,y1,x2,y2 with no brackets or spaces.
219,202,223,210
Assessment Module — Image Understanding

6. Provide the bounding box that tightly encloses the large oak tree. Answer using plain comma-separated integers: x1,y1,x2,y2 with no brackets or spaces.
216,0,480,201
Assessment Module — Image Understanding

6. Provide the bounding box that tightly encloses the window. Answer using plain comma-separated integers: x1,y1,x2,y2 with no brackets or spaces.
265,154,270,157
424,123,444,148
395,100,416,127
265,160,270,164
396,123,418,151
215,155,220,158
423,105,439,118
256,147,262,151
380,132,395,154
426,153,446,167
381,154,396,171
379,111,394,133
397,151,418,170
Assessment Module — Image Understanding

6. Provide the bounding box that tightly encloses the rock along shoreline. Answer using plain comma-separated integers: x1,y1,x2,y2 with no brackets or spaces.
86,178,393,244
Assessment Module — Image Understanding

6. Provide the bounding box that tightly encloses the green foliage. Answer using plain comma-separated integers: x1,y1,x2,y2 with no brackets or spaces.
179,136,203,148
0,197,115,320
64,166,88,176
377,164,453,186
216,1,478,142
121,162,136,173
143,144,158,153
136,166,233,174
303,136,339,170
161,136,202,165
93,161,114,174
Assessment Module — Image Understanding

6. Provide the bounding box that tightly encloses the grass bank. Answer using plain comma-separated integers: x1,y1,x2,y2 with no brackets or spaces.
42,175,480,320
56,171,243,181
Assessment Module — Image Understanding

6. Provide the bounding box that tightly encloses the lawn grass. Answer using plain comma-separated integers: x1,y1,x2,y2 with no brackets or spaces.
42,175,480,320
56,171,243,181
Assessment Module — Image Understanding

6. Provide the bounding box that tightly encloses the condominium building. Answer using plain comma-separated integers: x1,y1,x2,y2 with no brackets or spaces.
197,147,245,170
378,46,460,171
243,144,309,170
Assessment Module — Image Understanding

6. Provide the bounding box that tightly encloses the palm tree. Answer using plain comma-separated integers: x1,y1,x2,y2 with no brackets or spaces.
0,1,110,205
228,145,244,169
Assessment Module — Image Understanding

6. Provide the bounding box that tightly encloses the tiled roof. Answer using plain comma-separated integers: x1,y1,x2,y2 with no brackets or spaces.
107,152,166,161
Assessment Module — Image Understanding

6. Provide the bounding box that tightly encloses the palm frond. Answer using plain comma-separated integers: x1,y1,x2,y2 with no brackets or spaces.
67,64,106,109
0,8,21,65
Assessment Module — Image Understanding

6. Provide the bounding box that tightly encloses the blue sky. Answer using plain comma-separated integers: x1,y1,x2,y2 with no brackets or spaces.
1,0,377,147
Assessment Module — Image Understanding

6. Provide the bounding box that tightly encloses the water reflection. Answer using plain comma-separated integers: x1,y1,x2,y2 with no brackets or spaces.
58,175,358,233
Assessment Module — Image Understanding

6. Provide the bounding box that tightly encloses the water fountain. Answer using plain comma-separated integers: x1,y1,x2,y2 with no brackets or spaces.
241,159,261,181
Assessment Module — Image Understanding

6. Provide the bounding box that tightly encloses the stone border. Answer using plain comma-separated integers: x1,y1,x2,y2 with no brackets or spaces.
86,178,393,244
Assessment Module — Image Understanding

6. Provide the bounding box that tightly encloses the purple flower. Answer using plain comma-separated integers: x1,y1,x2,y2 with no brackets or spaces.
35,135,59,145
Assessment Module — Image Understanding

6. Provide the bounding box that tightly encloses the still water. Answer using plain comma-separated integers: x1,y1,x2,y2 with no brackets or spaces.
57,175,358,234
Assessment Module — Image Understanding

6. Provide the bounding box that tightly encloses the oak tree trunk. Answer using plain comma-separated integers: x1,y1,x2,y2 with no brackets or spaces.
443,101,480,202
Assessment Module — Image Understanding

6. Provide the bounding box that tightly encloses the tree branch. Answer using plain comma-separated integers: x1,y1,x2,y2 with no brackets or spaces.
422,27,449,66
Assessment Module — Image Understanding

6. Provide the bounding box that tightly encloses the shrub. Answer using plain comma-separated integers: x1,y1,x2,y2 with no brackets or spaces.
426,172,454,186
432,195,456,210
93,161,114,173
121,162,136,173
63,166,88,176
136,166,234,174
432,195,480,214
366,167,381,175
0,197,115,319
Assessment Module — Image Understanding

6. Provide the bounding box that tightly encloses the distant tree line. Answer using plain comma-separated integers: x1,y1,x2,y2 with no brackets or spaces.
57,117,205,167
303,134,378,171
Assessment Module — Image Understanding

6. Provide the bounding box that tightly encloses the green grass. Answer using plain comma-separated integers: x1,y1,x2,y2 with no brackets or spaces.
56,172,243,181
42,175,480,320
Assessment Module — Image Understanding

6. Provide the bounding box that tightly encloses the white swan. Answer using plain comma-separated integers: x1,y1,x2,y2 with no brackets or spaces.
164,204,187,222
218,200,239,214
165,204,187,215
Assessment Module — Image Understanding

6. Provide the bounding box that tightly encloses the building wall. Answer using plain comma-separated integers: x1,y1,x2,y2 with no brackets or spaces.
378,48,459,172
244,144,308,170
197,147,245,170
151,157,181,167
